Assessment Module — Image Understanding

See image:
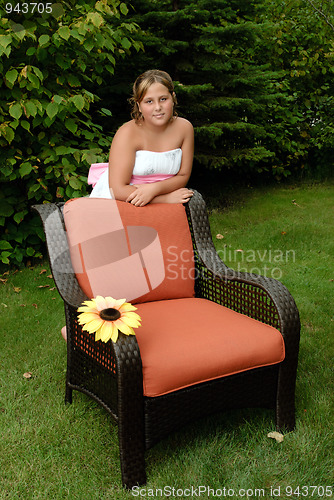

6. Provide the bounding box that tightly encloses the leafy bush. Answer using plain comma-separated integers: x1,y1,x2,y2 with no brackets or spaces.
0,0,142,266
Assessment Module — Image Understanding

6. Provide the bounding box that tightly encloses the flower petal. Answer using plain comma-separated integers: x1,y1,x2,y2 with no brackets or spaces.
82,299,97,309
82,318,104,333
94,325,103,342
119,302,137,313
77,305,97,313
78,312,100,324
121,313,141,328
95,295,108,311
114,298,127,309
110,323,119,343
121,311,141,320
99,321,114,343
104,296,117,308
115,319,135,336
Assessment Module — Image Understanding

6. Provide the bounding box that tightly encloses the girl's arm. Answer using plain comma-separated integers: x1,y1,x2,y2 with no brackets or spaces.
108,123,138,201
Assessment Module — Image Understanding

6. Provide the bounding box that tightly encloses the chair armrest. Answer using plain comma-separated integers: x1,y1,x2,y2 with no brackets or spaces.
113,333,144,405
32,203,88,308
65,301,145,461
186,191,300,342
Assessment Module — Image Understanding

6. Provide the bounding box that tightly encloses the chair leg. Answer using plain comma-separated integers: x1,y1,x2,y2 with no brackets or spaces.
114,335,146,488
276,389,296,432
65,384,73,404
118,414,146,488
276,355,298,432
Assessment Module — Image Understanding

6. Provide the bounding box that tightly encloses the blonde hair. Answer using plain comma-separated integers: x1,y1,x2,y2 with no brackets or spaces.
129,69,178,121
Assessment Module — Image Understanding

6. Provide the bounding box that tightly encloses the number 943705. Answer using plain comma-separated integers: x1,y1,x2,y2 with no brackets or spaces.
5,3,53,15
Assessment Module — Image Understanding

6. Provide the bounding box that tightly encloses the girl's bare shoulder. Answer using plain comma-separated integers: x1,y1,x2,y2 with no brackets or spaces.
113,120,140,145
173,117,194,143
174,116,194,132
115,119,138,136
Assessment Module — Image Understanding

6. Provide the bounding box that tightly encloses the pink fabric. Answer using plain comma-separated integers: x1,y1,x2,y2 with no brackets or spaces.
88,162,175,188
130,173,174,184
88,163,108,187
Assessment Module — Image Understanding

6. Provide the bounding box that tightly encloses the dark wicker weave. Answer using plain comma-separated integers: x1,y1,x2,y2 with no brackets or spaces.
33,190,300,488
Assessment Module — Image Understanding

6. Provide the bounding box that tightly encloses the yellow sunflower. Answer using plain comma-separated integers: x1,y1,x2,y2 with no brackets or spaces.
77,296,141,343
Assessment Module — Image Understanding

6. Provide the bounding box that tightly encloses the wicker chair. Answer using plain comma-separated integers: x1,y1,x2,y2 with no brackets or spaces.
33,190,300,489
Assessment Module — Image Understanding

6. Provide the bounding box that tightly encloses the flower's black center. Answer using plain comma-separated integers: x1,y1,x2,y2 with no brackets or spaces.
99,308,121,321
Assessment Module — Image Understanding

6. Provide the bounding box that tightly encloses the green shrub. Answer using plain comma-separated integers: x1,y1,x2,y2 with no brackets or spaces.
0,0,142,266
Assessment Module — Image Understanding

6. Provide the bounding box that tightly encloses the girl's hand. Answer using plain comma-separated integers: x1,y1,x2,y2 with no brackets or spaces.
126,184,158,206
161,188,194,204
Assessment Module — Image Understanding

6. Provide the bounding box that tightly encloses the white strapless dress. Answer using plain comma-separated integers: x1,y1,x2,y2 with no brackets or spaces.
90,148,182,199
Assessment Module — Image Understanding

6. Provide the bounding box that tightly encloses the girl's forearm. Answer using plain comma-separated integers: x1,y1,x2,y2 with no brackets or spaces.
110,184,137,201
149,193,171,204
147,174,190,196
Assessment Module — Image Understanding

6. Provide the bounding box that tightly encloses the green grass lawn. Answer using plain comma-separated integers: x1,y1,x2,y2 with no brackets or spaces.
0,181,333,499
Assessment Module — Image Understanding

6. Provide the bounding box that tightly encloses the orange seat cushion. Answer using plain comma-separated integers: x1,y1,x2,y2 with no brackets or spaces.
63,198,195,304
135,298,285,397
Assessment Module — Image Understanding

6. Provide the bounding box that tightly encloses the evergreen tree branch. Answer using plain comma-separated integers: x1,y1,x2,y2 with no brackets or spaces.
305,0,334,32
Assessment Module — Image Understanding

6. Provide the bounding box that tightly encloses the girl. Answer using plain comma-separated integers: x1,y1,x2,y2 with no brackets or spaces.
89,69,194,205
61,70,194,340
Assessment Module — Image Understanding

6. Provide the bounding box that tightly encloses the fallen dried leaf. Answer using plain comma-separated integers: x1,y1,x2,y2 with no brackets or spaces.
39,269,47,275
37,285,49,288
1,303,8,308
13,287,21,293
49,287,56,291
32,303,38,309
0,278,8,284
236,249,244,252
23,372,32,379
216,234,224,239
19,304,26,307
281,231,287,235
267,431,284,443
47,275,53,279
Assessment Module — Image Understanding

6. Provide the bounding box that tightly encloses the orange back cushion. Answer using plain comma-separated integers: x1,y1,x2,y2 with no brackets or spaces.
63,198,195,303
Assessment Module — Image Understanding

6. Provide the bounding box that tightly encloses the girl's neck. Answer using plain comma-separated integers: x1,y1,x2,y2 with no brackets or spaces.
139,118,172,134
133,117,179,151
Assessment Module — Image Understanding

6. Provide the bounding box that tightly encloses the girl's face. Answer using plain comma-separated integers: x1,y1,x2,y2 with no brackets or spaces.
138,82,174,126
